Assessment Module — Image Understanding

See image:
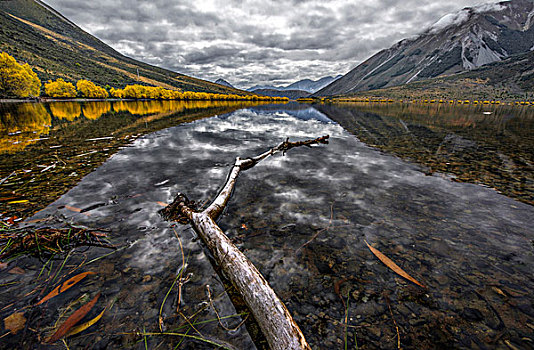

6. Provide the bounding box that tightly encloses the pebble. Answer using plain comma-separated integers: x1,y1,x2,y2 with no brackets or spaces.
142,275,152,283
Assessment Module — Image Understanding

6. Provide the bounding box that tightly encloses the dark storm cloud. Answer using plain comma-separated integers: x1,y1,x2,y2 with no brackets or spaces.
43,0,503,88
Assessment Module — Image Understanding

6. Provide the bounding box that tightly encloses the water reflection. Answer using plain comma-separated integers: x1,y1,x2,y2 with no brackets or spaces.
315,103,534,205
0,100,278,153
2,106,532,349
0,100,276,221
49,101,82,120
0,103,51,153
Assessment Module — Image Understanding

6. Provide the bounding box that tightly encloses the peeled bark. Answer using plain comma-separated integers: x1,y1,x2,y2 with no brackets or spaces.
161,135,329,350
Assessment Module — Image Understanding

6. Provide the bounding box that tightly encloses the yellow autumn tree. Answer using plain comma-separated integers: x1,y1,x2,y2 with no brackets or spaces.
110,87,125,99
44,78,77,98
0,52,41,98
76,79,109,99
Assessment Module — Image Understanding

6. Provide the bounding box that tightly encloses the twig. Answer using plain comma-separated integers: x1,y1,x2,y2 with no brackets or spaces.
384,293,401,350
296,201,335,252
344,289,350,350
0,171,16,185
172,228,186,314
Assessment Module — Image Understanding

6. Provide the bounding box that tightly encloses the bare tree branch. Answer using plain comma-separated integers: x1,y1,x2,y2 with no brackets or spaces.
160,135,329,350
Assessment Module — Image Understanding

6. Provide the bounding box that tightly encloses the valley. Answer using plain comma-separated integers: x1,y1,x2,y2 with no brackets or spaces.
0,0,533,349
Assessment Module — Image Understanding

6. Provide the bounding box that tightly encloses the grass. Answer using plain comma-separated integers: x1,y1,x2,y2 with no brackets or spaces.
0,220,113,261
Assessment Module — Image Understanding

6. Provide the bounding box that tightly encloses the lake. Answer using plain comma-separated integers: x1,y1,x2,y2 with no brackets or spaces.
1,100,533,349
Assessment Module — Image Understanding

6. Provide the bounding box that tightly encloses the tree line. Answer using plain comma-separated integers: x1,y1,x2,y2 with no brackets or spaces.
0,52,289,102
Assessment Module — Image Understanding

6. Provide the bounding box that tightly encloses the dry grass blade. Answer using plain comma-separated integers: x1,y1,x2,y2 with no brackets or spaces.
46,292,100,343
36,271,96,305
365,240,426,288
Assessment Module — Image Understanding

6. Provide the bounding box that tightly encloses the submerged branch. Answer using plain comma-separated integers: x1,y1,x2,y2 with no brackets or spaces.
160,135,329,350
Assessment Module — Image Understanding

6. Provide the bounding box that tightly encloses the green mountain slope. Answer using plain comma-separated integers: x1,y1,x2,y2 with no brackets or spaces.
0,0,247,94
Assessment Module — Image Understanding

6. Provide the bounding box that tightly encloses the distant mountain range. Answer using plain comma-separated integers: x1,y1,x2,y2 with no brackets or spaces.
317,0,534,96
248,75,342,94
250,89,310,100
0,0,247,94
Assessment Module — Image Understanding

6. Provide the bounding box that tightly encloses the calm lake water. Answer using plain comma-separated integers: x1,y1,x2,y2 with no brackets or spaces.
0,101,533,349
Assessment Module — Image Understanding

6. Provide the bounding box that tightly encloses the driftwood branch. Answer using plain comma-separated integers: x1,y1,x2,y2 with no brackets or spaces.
160,135,328,350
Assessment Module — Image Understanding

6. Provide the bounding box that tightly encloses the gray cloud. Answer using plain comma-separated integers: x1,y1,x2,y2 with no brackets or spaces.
42,0,503,89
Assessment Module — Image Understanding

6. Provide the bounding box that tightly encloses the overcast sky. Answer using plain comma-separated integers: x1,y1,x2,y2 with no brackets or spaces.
42,0,501,88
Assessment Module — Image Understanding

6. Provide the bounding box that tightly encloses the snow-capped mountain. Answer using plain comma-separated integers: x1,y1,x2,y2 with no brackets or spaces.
316,0,534,96
247,75,342,93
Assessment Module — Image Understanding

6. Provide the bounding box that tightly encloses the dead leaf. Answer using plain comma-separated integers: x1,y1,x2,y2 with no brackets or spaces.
36,272,96,306
365,240,426,288
4,312,26,334
491,286,507,297
241,223,248,230
156,201,167,207
64,205,82,213
8,267,25,275
47,292,100,343
0,262,8,269
65,307,106,337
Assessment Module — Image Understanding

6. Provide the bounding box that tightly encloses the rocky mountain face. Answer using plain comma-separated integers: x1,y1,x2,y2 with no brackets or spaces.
0,0,245,93
316,0,534,96
248,75,341,93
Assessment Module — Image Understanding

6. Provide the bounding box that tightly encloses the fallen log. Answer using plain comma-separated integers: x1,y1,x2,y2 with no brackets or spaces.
160,135,329,350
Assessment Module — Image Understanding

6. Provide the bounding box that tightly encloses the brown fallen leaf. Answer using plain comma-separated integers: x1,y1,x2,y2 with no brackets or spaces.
156,201,167,207
365,240,426,288
36,272,96,306
4,312,26,334
65,306,106,337
8,267,25,275
47,292,100,343
491,286,507,297
64,205,82,213
0,262,8,269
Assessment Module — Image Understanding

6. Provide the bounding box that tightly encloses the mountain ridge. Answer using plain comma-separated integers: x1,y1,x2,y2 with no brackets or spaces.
316,0,534,96
0,0,248,94
329,49,534,101
250,89,310,100
247,75,342,93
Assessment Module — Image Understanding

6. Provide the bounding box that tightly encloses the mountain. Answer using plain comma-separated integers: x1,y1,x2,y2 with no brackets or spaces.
250,89,310,100
0,0,247,94
247,84,279,92
316,0,534,96
247,75,342,93
214,78,235,89
342,49,534,101
285,76,342,93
